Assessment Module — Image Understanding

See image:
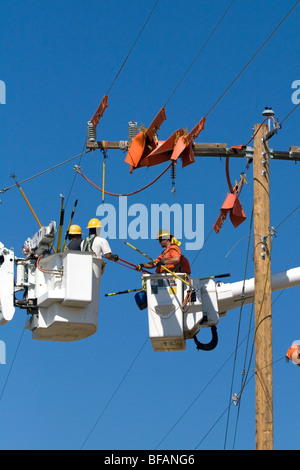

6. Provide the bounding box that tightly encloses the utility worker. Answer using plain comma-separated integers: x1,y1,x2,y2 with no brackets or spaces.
136,229,191,277
81,218,118,261
64,224,83,251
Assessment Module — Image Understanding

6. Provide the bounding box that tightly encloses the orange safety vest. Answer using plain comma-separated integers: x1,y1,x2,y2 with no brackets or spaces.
155,244,191,274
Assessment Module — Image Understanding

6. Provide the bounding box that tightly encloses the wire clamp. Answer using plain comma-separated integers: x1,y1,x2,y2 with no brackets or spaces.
232,393,240,406
245,146,253,169
119,140,129,151
269,226,276,239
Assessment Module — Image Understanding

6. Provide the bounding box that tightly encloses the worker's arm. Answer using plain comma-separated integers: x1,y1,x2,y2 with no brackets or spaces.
136,255,181,271
136,261,156,270
161,255,181,266
104,252,119,261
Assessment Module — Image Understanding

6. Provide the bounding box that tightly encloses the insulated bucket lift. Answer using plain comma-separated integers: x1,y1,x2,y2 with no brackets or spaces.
142,267,300,352
143,273,221,352
0,242,15,324
0,222,105,342
2,223,300,349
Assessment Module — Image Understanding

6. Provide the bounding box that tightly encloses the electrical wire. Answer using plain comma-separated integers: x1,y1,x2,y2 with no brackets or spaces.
3,0,299,201
0,149,91,194
106,0,160,95
79,337,149,450
223,209,253,449
190,227,214,267
227,239,274,449
154,342,237,449
163,0,236,107
155,288,281,450
194,355,285,449
75,162,172,197
63,140,87,210
204,0,300,118
0,327,25,404
2,2,299,199
155,289,285,449
274,204,300,231
279,101,300,127
232,301,254,449
61,3,160,208
155,240,290,449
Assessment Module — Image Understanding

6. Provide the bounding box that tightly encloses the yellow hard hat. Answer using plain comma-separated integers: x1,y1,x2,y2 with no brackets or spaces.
156,229,172,239
87,218,102,229
69,224,82,235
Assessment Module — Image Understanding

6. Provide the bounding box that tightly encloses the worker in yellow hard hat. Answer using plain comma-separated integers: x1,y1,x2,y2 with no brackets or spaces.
136,229,191,276
81,218,118,261
64,224,83,251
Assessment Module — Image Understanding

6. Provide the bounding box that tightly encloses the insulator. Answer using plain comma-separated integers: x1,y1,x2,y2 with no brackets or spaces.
87,121,96,142
171,162,176,194
171,162,176,180
262,106,275,118
128,121,138,141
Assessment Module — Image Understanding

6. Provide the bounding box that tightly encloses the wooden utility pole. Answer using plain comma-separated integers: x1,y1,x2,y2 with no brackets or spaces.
253,122,273,450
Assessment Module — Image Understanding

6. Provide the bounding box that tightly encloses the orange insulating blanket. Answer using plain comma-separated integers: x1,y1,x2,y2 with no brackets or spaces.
147,117,206,169
90,95,108,128
125,111,206,172
213,156,247,234
125,108,167,173
144,129,185,167
170,117,206,168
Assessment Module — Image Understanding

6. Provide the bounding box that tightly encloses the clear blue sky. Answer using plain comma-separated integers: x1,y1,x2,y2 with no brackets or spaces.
0,0,300,451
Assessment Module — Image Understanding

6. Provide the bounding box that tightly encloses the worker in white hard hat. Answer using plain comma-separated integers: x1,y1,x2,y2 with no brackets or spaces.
81,218,118,261
64,224,83,251
136,229,191,275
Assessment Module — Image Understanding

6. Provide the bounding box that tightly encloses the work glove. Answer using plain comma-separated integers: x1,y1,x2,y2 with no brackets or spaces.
155,260,164,267
136,263,144,271
113,254,119,262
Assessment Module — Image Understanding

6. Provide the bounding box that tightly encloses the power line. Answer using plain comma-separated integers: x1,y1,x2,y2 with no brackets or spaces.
163,0,236,107
223,209,253,449
205,0,300,118
194,355,285,449
0,327,25,404
0,149,91,194
64,140,87,210
3,0,299,199
79,337,149,450
232,302,254,449
154,255,288,449
279,101,300,126
154,319,259,450
228,240,275,449
154,347,234,449
106,0,160,95
275,204,300,231
48,1,160,209
192,290,286,450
